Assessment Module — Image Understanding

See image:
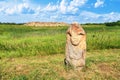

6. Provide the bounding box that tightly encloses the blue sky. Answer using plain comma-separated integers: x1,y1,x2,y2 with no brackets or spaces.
0,0,120,23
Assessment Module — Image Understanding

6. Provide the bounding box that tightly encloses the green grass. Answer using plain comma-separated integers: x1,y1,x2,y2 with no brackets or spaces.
0,24,120,57
0,25,67,57
0,24,120,80
84,25,120,50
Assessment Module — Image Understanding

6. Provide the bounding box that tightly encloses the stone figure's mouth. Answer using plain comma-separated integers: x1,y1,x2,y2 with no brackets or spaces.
70,38,80,46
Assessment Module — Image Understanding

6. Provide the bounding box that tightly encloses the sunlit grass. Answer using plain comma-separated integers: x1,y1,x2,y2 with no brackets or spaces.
0,24,120,80
0,24,120,57
0,49,120,80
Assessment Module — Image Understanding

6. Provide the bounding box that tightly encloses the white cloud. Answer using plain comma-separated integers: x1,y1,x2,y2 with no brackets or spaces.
68,0,86,12
17,3,29,12
5,7,17,15
79,11,120,23
69,0,87,7
59,0,87,14
102,12,120,22
0,7,4,12
43,3,58,12
0,2,35,15
0,0,120,23
80,11,100,19
5,3,29,15
0,0,87,15
94,0,104,8
59,0,67,14
33,6,41,16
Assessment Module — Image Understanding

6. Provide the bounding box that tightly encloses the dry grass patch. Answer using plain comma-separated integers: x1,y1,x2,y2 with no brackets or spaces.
0,49,120,80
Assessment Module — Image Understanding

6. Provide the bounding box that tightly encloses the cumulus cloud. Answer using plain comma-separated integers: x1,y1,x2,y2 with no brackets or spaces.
69,0,87,7
59,0,87,14
0,0,87,15
0,7,4,13
43,3,58,12
18,3,35,14
59,0,67,14
0,0,120,23
80,11,120,23
5,3,29,15
0,1,35,15
102,12,120,22
80,11,100,19
94,0,104,8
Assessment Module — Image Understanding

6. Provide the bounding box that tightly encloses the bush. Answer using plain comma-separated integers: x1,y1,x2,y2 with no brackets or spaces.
105,20,120,26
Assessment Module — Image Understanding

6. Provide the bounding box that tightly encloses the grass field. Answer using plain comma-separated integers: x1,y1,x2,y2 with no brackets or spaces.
0,24,120,80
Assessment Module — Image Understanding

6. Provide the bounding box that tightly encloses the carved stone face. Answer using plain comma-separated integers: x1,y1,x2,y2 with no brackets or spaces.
65,22,86,69
68,24,85,46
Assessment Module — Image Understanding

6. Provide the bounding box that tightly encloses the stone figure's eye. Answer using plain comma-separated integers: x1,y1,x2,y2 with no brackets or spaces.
78,33,84,35
68,33,72,36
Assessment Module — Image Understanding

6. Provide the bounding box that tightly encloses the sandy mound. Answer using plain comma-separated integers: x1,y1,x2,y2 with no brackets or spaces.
24,22,69,27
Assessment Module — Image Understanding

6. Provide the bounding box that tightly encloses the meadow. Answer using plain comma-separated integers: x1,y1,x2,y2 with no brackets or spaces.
0,24,120,80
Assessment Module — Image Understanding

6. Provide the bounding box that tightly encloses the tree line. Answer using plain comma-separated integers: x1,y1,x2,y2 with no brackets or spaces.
0,22,24,25
84,20,120,26
0,20,120,26
105,20,120,26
